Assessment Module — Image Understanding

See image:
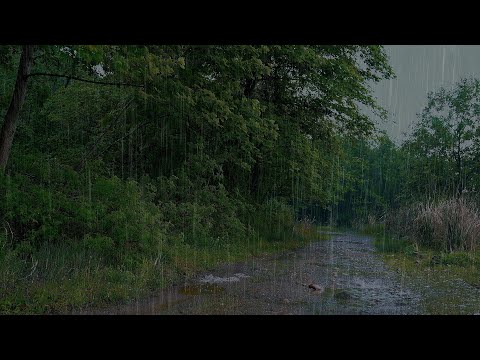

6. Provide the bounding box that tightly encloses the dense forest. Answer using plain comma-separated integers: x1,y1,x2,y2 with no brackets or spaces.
2,45,480,314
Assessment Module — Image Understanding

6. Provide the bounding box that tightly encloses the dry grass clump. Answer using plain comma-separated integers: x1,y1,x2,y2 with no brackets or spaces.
412,198,480,252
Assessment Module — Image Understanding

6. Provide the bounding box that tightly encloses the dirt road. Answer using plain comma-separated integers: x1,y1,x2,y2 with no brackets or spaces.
86,231,427,315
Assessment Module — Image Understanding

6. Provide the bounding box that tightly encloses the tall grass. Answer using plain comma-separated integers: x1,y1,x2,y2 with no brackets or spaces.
385,206,418,240
412,197,480,252
361,198,480,254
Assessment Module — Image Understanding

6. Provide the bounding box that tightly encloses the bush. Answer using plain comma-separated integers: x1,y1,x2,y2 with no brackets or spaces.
250,198,295,242
154,174,249,248
0,155,167,262
83,234,115,260
0,151,307,313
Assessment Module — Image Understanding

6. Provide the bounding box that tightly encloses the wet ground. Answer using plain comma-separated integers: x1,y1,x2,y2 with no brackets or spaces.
83,231,429,315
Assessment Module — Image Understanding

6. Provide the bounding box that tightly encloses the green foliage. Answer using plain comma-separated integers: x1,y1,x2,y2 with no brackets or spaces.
250,198,295,242
436,252,476,267
374,235,410,254
0,154,166,258
0,45,393,313
83,234,115,260
403,78,480,199
334,133,405,226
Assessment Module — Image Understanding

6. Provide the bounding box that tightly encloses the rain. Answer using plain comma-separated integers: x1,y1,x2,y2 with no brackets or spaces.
2,45,480,315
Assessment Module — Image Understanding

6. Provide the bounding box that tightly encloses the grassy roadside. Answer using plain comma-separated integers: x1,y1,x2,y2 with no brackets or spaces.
357,223,412,254
0,223,328,314
381,248,480,314
358,222,480,314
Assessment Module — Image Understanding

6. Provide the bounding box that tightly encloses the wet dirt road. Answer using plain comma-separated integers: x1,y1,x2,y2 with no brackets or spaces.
87,231,426,315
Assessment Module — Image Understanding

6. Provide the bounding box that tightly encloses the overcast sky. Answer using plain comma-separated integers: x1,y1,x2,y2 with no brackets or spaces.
369,45,480,142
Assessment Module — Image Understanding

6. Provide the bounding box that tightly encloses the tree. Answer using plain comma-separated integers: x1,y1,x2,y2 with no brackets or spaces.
0,45,34,169
335,133,404,225
1,45,394,223
0,45,155,171
403,78,480,198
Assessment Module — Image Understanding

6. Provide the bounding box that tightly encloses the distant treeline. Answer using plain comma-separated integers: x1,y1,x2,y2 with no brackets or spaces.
335,78,480,257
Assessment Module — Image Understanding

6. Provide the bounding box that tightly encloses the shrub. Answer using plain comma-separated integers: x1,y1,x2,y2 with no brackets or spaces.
0,156,167,262
250,198,295,242
83,234,115,260
155,174,249,248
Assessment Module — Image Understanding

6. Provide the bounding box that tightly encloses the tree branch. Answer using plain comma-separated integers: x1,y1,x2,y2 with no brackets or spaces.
27,72,145,88
84,97,136,159
104,114,170,153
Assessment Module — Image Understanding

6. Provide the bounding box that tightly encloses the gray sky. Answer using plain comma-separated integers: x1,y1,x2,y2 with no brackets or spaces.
369,45,480,143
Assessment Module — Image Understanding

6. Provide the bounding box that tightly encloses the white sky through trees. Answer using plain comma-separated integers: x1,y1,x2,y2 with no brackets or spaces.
369,45,480,142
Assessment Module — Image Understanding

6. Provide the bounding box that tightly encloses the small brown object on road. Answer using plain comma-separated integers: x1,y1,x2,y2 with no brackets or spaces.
308,283,324,292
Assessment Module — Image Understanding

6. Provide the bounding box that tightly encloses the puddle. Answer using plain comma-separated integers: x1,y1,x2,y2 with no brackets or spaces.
199,273,250,284
80,233,430,314
179,283,225,295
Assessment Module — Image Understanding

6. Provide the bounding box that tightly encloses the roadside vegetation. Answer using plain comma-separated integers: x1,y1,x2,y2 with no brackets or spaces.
0,45,392,313
333,78,480,308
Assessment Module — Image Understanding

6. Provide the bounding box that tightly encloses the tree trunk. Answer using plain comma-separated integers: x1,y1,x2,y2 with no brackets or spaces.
0,45,34,170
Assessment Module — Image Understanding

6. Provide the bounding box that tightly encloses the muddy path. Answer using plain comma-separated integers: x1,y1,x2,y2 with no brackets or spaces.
81,231,429,315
